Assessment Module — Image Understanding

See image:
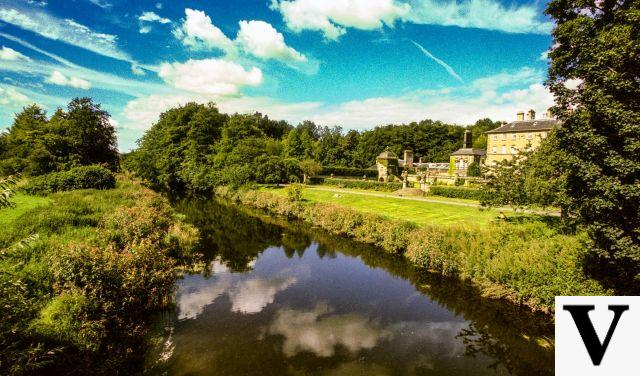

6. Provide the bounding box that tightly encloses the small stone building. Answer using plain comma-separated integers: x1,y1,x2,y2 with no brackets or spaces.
449,130,485,175
376,149,399,182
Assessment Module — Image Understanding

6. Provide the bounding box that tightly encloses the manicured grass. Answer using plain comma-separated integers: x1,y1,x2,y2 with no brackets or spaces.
266,187,528,226
0,193,51,226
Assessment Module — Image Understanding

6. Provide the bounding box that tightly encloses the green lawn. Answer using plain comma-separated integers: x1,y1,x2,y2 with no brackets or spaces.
0,193,51,226
267,187,529,226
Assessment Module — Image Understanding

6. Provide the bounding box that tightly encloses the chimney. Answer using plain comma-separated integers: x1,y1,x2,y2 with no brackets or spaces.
517,111,525,121
463,130,472,149
527,109,536,120
404,150,414,168
546,108,554,119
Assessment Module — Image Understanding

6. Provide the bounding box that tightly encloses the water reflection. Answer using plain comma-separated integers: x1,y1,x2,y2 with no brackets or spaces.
147,199,553,375
266,302,391,357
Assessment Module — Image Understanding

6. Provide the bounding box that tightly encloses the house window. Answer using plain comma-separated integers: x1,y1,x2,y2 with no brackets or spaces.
502,133,507,141
541,132,547,139
511,147,517,154
493,135,498,141
501,146,507,155
492,146,497,154
527,133,533,140
511,133,517,140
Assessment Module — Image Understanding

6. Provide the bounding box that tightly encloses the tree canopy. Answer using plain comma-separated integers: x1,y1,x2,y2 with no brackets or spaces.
546,0,640,285
0,98,118,176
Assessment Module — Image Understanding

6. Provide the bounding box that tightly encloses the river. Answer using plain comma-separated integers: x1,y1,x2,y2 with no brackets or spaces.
145,199,554,375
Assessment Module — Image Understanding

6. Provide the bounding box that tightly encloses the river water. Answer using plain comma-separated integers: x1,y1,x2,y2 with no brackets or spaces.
146,200,554,375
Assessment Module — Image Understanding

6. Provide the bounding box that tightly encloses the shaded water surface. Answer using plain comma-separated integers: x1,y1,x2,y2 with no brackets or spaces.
147,200,554,375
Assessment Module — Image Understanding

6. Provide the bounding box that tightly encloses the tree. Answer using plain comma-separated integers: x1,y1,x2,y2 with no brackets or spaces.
0,99,119,176
63,98,118,170
481,134,567,212
546,0,640,283
467,161,482,177
298,159,322,183
255,156,287,186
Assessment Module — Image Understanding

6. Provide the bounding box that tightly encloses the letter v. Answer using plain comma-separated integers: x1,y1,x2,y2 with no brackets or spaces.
563,305,629,366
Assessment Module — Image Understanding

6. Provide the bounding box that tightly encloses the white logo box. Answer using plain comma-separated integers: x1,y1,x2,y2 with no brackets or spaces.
556,296,640,375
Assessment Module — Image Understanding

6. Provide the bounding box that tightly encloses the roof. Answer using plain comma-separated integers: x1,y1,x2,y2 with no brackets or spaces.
377,150,398,159
485,119,560,134
451,148,486,156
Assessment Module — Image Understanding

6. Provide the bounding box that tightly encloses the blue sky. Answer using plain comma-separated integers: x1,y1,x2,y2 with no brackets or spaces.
0,0,555,151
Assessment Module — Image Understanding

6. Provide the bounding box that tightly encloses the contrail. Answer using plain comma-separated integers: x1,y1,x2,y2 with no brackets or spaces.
411,40,463,82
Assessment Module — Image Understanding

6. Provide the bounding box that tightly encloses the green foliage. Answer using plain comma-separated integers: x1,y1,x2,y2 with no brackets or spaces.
0,179,200,373
481,135,566,210
23,166,116,196
285,184,304,202
323,178,402,192
0,99,118,176
216,188,608,310
467,161,482,177
0,175,18,209
429,186,485,201
546,0,640,286
320,166,378,178
298,159,322,183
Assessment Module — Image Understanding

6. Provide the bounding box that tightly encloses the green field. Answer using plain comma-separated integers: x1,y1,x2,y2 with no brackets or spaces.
0,193,51,226
266,187,530,226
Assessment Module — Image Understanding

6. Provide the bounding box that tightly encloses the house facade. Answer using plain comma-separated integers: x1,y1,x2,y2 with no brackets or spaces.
449,130,485,175
484,109,560,166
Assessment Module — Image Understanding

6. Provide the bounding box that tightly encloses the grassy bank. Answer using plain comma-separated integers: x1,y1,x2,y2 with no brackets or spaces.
266,186,522,226
0,178,200,374
217,186,608,312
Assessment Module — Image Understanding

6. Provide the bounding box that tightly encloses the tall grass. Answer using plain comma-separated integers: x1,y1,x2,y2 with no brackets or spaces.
216,187,608,311
0,178,200,374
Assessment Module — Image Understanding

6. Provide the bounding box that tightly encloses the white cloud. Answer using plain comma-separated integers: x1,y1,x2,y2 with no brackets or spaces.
156,3,163,10
173,8,235,52
158,58,263,95
138,11,171,33
270,0,410,40
131,64,146,76
270,0,552,37
0,7,131,62
88,0,112,9
139,11,170,24
236,20,307,63
405,0,552,34
266,303,392,357
45,70,92,89
122,93,321,131
0,85,30,106
0,46,30,61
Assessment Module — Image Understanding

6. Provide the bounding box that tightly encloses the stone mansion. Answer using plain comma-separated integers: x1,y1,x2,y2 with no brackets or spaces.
376,109,560,181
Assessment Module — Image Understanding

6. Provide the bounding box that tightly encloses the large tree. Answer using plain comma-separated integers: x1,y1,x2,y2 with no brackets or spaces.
546,0,640,283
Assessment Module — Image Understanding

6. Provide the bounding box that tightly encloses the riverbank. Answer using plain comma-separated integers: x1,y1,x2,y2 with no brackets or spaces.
215,186,609,312
0,177,200,374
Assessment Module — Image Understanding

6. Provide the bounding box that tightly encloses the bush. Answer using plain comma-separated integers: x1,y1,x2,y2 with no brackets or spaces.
24,166,115,195
428,185,485,201
285,184,304,202
214,187,608,311
322,178,402,192
320,166,377,178
0,178,200,373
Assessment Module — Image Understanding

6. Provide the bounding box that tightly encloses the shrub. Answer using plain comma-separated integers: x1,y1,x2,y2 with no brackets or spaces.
285,184,304,202
215,187,608,311
320,166,377,178
24,166,115,195
428,185,485,201
322,178,402,192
